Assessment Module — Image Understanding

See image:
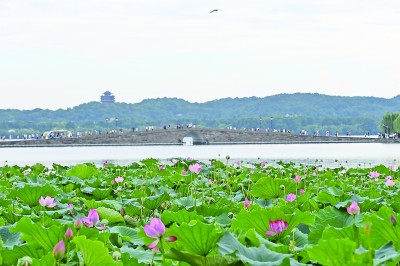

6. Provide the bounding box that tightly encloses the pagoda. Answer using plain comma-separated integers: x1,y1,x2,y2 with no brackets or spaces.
100,91,115,103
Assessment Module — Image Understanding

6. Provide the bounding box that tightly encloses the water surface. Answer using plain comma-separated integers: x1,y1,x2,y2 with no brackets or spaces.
1,143,399,168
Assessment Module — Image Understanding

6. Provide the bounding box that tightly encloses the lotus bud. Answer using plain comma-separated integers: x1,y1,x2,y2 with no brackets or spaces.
21,256,32,266
391,215,397,226
74,217,83,230
112,251,121,261
226,155,230,160
64,227,74,240
120,208,125,215
280,185,286,190
53,240,65,260
124,215,138,227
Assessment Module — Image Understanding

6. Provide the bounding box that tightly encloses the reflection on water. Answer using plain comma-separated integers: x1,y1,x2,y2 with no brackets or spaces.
0,143,399,168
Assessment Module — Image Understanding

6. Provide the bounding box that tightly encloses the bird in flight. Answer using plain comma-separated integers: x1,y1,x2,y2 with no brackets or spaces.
209,9,221,13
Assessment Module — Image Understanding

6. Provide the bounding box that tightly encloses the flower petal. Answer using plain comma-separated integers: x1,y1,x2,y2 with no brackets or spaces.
147,239,159,249
165,236,177,242
265,230,276,236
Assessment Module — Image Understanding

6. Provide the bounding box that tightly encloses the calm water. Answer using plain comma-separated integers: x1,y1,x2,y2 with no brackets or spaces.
0,143,399,168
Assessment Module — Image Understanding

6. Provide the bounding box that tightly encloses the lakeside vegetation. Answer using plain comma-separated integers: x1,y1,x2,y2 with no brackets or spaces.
0,158,400,265
1,93,400,137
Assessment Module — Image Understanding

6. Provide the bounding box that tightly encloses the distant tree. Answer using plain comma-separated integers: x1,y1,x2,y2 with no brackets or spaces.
393,116,400,133
381,112,400,135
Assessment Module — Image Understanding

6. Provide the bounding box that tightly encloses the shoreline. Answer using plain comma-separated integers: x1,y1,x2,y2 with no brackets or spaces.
0,128,398,147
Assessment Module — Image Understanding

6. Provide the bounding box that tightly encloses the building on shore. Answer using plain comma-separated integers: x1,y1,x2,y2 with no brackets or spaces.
100,91,115,103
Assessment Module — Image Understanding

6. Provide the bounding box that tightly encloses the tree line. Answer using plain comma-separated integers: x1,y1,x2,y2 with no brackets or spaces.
0,93,398,136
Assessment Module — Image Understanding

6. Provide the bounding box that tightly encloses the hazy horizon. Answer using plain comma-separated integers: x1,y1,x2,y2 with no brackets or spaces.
1,1,399,110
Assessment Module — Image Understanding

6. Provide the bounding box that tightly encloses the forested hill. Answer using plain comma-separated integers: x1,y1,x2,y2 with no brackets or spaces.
1,93,400,135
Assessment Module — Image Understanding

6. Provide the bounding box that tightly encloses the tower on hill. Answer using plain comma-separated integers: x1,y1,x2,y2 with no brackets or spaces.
100,91,115,103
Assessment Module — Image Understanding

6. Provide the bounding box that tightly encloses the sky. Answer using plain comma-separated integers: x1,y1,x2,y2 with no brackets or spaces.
1,0,400,110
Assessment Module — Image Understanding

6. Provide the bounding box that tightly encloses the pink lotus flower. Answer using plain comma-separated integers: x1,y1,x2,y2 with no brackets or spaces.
103,161,108,167
369,171,380,179
260,161,266,167
347,201,360,215
386,179,395,187
39,196,56,208
266,220,289,236
300,189,305,195
115,176,124,183
181,169,187,175
189,163,202,174
294,175,301,183
53,240,65,260
64,227,74,240
144,218,176,249
23,169,31,176
172,159,178,164
244,198,250,208
388,165,395,170
250,170,255,174
312,171,317,176
83,209,105,230
286,193,296,202
159,165,165,171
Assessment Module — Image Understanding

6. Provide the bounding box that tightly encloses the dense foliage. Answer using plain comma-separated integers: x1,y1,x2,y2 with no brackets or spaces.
381,112,400,135
1,93,399,136
0,158,400,265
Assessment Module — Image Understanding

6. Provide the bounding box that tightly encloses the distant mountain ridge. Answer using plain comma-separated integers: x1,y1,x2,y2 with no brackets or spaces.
1,93,399,135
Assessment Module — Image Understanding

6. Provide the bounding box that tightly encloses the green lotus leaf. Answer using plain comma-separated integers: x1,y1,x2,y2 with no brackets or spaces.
66,163,98,179
140,158,159,169
9,183,58,207
72,235,115,266
170,220,225,256
307,238,369,265
251,177,296,200
167,248,241,266
218,231,292,266
10,217,63,251
97,207,125,225
124,204,143,216
32,253,56,266
308,206,362,244
92,187,113,200
173,196,202,209
120,246,153,265
315,191,340,205
231,207,314,241
108,226,143,245
162,209,203,225
0,225,21,249
364,206,400,249
1,245,46,266
2,211,21,224
374,242,400,265
142,192,170,210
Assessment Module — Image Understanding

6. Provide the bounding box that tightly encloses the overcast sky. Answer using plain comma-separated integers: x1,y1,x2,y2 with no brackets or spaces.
1,0,400,110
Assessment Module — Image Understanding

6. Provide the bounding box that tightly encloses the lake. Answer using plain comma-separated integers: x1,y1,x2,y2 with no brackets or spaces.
0,143,399,168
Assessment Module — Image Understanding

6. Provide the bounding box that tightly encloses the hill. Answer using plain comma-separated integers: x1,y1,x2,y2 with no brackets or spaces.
0,93,399,136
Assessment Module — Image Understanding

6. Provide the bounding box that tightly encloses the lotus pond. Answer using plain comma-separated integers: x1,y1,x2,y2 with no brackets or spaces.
1,158,400,265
